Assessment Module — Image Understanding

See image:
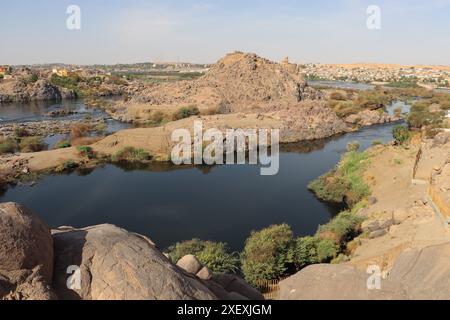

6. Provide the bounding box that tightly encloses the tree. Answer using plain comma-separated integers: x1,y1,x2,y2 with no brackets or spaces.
240,224,294,286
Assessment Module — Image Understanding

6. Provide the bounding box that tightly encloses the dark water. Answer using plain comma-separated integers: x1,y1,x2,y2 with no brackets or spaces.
0,123,398,251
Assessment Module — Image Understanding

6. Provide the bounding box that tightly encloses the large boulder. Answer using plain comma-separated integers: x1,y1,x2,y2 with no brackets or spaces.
0,202,55,300
279,264,406,300
389,243,450,299
51,224,217,300
0,202,54,283
177,255,203,275
211,274,264,300
29,80,62,101
279,243,450,300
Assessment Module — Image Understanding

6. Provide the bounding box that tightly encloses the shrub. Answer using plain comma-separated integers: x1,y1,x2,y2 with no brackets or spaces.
172,105,200,121
407,102,443,129
308,173,351,204
316,239,339,262
0,137,18,154
55,160,79,173
76,145,95,159
167,239,239,274
346,141,360,152
70,123,92,139
146,111,166,127
13,127,30,138
309,151,371,207
240,224,294,286
293,236,319,269
19,136,46,152
317,211,364,244
29,74,38,83
94,122,107,134
54,140,71,149
392,125,411,145
111,147,151,162
372,140,382,146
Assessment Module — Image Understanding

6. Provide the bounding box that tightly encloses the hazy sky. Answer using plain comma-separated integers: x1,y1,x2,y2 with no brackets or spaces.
1,0,449,65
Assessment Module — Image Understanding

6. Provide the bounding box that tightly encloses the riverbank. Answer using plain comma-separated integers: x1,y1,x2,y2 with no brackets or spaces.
279,131,450,299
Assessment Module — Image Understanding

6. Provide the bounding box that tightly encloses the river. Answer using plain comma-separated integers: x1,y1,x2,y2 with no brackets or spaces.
0,99,401,250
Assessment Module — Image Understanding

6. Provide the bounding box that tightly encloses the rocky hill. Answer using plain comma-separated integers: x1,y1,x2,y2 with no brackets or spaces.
116,52,323,119
0,77,75,103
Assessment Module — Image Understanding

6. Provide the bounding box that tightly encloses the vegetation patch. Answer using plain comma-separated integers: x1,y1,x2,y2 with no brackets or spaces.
76,145,95,159
172,105,200,121
54,140,71,149
308,151,371,207
167,239,239,274
146,111,167,127
238,212,364,285
240,224,294,286
0,137,18,154
19,136,46,153
55,160,79,173
316,211,364,245
392,125,411,145
111,147,151,162
406,92,450,137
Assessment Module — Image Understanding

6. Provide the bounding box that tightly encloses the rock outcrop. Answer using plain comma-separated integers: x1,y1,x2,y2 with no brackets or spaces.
0,78,74,103
345,109,400,127
175,255,264,300
52,225,216,300
0,202,261,301
279,242,450,300
0,202,56,300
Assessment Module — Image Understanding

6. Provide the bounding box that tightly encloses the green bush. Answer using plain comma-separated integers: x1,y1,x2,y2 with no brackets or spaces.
172,105,200,121
293,236,319,269
240,224,294,286
167,239,239,274
19,136,46,152
317,211,364,244
54,140,71,149
94,122,107,134
111,147,151,162
392,125,411,145
316,239,339,262
50,74,85,97
76,145,95,159
0,137,18,154
407,101,444,129
309,151,371,207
